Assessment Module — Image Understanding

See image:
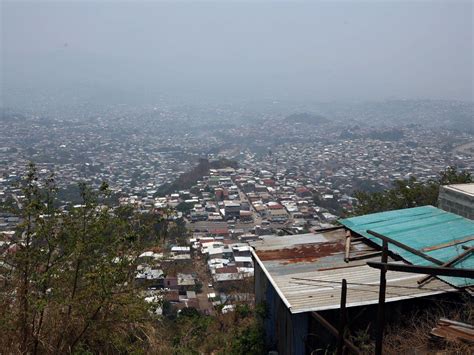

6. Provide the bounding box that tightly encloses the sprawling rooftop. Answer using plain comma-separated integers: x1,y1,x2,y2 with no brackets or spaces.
251,230,455,314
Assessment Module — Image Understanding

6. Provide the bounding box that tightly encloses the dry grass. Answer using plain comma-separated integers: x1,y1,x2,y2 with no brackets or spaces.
382,297,474,355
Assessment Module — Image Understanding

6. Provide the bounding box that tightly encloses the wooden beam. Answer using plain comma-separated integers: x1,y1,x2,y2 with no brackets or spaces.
367,230,444,266
367,262,474,278
438,318,474,329
421,236,474,252
346,251,383,262
314,225,345,232
375,240,388,355
418,247,474,286
311,312,361,355
344,231,351,262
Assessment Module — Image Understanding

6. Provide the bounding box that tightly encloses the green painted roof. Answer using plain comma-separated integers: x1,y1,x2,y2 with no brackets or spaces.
339,206,474,288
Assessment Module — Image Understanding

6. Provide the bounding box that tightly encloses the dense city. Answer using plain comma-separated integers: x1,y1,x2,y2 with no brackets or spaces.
1,98,473,321
2,0,473,353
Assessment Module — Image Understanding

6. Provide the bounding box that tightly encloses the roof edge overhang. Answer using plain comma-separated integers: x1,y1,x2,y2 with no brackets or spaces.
290,289,459,314
251,247,293,311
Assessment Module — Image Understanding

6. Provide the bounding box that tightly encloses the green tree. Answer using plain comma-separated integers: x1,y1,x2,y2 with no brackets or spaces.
167,218,189,246
353,166,472,215
1,164,266,354
0,163,155,354
230,322,265,355
438,166,472,185
176,201,194,214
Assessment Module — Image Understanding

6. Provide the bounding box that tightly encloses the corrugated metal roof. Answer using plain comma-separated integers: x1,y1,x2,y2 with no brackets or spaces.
339,206,474,288
251,231,455,314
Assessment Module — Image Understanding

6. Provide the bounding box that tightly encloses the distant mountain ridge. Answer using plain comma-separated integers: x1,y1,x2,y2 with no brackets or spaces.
318,100,473,132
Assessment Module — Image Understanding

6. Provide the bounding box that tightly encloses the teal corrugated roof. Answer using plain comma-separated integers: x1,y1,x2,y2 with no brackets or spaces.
339,206,474,288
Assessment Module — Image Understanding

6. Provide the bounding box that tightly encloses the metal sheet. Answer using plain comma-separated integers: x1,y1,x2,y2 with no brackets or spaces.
340,206,474,287
251,231,455,314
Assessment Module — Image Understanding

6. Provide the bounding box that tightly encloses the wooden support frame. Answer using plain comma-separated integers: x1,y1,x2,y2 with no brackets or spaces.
418,247,474,286
367,230,444,266
367,261,474,278
311,311,361,355
375,240,388,355
346,251,382,262
366,229,474,354
421,236,474,252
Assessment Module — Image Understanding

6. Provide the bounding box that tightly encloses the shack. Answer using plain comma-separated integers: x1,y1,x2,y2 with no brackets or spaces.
252,206,473,354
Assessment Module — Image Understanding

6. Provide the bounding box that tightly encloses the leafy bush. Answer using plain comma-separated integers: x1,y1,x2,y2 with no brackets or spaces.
353,166,472,215
230,322,265,355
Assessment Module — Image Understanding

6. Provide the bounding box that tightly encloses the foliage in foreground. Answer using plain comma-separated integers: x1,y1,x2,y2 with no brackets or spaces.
149,304,265,355
0,163,264,354
0,164,155,354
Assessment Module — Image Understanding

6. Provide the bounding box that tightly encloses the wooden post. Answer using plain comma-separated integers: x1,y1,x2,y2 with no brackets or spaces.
337,279,348,355
311,312,361,355
375,240,388,355
344,230,351,262
367,262,474,278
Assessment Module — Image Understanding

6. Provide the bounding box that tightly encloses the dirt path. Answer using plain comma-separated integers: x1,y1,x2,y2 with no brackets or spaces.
194,256,215,315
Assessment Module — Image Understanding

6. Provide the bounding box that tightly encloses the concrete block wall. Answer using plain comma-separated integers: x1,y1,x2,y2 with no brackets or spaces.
438,184,474,220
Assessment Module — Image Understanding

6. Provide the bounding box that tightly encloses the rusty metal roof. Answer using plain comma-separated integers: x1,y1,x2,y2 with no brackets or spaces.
251,231,456,314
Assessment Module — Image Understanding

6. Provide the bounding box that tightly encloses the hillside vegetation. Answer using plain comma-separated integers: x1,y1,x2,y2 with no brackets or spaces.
156,158,238,196
0,164,261,354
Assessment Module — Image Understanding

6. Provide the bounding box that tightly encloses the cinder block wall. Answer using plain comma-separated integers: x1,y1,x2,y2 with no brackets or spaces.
438,186,474,220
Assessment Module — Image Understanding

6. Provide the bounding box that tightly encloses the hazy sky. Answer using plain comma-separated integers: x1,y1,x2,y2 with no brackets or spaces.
2,1,473,104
